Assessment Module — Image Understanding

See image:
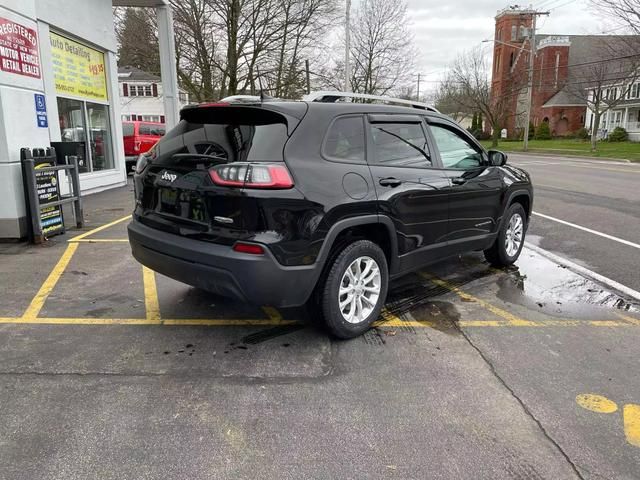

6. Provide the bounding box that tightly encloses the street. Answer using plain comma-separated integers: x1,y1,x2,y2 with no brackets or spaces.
509,153,640,293
0,156,639,479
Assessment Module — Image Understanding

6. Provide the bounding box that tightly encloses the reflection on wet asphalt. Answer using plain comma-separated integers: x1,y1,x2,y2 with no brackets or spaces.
379,248,638,329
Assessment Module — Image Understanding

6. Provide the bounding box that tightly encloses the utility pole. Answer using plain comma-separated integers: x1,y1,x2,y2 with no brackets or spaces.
416,73,421,101
345,0,351,92
522,9,549,151
305,59,311,95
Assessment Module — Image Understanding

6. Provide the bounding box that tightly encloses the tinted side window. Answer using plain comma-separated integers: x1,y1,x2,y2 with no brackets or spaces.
122,123,134,136
429,124,483,169
369,122,431,168
323,116,365,163
140,123,165,136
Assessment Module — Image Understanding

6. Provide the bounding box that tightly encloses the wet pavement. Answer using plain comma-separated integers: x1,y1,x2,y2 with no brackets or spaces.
1,181,640,479
509,154,640,293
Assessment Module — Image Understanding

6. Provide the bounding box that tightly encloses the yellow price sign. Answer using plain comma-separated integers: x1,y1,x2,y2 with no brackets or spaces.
49,32,108,102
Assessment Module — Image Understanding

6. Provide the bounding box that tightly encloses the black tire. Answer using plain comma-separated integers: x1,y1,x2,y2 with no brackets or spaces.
319,240,389,339
484,203,527,267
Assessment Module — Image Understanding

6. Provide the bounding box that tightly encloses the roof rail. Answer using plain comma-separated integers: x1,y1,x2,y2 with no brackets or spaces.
302,91,440,113
219,95,262,103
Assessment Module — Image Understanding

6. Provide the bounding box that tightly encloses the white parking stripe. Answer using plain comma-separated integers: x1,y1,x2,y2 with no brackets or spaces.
525,243,640,302
532,211,640,251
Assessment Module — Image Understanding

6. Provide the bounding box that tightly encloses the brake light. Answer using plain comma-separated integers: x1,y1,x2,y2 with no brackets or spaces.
233,243,264,255
209,163,294,189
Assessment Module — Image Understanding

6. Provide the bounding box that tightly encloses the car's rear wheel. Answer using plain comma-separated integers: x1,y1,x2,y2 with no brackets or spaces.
484,203,527,267
319,240,388,339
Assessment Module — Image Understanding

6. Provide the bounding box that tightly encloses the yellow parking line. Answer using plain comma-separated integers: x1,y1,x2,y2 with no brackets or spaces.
616,312,640,326
21,242,79,320
262,306,284,323
624,404,640,448
69,215,131,242
419,272,537,326
72,239,129,243
1,317,159,325
142,267,161,322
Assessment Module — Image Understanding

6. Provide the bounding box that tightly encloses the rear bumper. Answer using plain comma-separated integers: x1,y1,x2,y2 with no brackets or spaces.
127,219,319,307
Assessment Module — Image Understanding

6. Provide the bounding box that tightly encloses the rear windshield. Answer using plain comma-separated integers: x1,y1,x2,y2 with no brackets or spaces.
139,123,166,136
155,107,289,163
122,123,134,136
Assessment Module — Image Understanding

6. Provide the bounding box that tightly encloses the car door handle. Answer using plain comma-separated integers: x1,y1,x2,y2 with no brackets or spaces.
451,177,467,185
379,177,402,188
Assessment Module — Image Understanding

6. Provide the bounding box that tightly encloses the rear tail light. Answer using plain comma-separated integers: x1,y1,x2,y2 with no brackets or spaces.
233,243,264,255
209,163,294,189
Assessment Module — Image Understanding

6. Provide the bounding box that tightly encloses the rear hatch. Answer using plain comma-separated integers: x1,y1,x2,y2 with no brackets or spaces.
134,103,306,245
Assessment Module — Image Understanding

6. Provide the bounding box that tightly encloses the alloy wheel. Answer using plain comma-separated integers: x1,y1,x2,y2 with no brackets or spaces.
338,256,381,324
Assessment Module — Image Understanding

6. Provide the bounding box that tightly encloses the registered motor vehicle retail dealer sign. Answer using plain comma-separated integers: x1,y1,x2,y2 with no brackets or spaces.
0,17,41,78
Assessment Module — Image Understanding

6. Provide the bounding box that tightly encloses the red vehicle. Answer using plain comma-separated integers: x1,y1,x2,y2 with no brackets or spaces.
123,121,166,172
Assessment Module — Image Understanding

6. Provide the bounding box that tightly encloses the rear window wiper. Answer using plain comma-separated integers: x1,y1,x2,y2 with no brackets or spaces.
172,153,228,164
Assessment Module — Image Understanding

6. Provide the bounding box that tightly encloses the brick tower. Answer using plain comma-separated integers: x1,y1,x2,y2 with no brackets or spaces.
492,6,582,137
491,6,535,136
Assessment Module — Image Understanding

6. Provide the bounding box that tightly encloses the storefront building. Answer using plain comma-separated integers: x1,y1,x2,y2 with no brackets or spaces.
0,0,126,239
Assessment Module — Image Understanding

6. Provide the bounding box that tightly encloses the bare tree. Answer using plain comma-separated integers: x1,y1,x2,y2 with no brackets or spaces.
114,7,160,75
563,37,640,150
434,77,472,123
443,47,525,147
590,0,640,34
348,0,416,95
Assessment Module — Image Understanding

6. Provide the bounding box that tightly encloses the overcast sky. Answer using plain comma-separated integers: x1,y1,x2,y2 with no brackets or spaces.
394,0,615,94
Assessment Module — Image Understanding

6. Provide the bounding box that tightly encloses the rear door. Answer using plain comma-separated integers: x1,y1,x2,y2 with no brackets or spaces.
426,120,504,251
365,114,449,272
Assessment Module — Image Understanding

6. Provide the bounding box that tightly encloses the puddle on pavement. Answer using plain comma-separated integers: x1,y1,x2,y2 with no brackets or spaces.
496,249,639,319
382,248,638,329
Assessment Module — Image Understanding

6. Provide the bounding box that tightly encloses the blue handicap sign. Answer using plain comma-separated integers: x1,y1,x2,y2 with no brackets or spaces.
34,94,47,128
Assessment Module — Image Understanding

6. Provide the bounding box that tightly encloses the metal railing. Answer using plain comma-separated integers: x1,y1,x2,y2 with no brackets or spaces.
21,147,84,244
603,121,640,132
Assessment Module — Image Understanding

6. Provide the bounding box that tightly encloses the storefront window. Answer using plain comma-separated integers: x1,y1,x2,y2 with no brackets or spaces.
51,31,115,174
58,97,89,173
58,98,114,173
87,103,113,171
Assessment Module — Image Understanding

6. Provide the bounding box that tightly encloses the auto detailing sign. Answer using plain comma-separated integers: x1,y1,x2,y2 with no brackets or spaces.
0,17,41,78
50,32,107,102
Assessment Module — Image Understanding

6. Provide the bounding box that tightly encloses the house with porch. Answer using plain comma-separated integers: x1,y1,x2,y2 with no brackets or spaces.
585,81,640,141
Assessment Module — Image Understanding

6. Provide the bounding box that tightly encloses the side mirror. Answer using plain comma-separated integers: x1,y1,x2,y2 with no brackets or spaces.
488,150,507,166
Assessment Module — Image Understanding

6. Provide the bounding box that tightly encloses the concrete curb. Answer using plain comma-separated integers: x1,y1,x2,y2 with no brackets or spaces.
524,242,640,303
506,151,633,163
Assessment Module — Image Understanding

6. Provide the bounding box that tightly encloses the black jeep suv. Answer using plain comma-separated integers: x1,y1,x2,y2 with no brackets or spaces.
128,98,532,338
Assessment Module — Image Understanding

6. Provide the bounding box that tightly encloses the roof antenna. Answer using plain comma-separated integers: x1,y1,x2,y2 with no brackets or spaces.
256,67,272,102
256,67,265,103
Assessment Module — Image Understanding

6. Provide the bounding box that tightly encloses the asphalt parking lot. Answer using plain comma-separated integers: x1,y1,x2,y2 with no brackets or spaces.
1,175,640,479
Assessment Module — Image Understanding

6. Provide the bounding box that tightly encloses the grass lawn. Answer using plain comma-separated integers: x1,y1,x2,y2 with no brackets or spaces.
479,139,640,162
